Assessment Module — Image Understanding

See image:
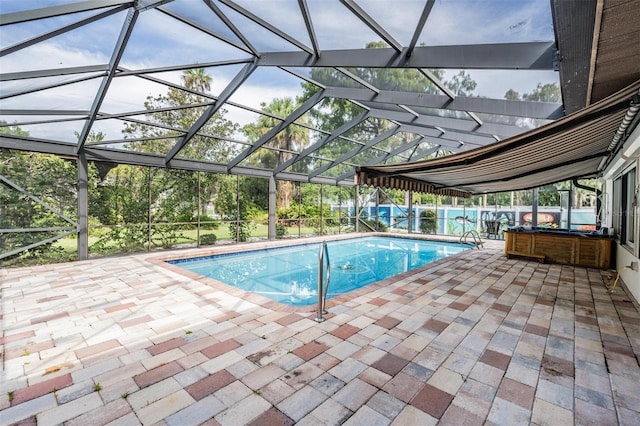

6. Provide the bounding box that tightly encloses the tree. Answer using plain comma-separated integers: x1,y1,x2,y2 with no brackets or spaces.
522,83,561,103
300,41,447,133
295,42,478,176
501,82,591,213
91,69,240,251
120,69,237,213
123,68,237,162
0,121,29,137
420,210,438,233
215,176,264,242
446,70,477,96
1,122,98,263
242,97,310,208
182,68,212,92
504,82,561,103
504,89,520,100
500,82,562,131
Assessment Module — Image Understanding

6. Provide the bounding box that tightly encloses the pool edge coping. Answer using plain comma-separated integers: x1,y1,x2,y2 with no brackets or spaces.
149,232,472,314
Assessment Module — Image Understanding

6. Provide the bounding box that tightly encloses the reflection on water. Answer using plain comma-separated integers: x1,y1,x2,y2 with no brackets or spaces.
170,237,468,306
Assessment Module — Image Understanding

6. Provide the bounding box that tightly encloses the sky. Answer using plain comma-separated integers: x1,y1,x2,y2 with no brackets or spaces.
0,0,560,143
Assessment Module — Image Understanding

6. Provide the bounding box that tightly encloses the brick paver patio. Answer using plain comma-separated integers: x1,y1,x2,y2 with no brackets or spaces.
1,237,639,425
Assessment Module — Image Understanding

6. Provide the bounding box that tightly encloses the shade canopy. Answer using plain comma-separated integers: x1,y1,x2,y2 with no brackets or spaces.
356,80,640,196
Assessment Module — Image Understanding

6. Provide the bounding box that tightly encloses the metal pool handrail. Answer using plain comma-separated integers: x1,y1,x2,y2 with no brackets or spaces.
315,241,331,322
460,230,484,249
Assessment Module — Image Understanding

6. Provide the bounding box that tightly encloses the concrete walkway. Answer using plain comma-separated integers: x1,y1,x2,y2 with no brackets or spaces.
1,238,639,425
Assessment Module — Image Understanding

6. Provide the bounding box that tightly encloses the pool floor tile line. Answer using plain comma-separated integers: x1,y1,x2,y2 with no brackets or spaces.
2,237,640,425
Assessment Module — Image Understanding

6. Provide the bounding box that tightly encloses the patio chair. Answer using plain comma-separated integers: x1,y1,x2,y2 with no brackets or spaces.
485,220,502,240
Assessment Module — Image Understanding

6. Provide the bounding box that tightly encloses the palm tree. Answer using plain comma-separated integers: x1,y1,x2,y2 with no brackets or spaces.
182,68,211,93
243,97,310,208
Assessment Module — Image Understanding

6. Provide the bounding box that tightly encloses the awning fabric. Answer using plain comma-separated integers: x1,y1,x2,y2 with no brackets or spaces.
356,80,640,197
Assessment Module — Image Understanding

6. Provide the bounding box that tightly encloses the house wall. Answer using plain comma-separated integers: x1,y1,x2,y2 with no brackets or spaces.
603,123,640,306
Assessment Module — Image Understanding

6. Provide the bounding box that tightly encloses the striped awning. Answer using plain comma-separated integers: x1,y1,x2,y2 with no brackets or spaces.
354,172,472,198
356,80,640,196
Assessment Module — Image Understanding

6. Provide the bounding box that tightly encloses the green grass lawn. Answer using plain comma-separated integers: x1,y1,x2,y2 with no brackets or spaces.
54,223,324,254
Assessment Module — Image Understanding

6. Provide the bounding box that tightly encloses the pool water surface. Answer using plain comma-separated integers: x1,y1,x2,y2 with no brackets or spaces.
169,236,469,306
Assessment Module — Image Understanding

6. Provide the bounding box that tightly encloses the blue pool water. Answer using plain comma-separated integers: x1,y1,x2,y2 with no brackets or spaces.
169,236,469,306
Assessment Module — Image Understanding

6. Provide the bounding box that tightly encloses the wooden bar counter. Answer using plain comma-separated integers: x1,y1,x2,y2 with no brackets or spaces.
504,229,614,269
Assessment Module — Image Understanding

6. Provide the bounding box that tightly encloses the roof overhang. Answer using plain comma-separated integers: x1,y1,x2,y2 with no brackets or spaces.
553,0,640,113
356,80,640,197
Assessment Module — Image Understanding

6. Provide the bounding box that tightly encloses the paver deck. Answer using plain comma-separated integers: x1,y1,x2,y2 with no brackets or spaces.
1,237,639,425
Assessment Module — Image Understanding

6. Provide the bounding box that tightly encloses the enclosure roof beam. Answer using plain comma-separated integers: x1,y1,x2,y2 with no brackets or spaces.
0,65,111,82
420,68,456,99
0,133,374,188
336,68,380,94
227,89,325,171
203,0,260,57
96,102,212,120
0,135,77,157
298,0,320,57
1,74,106,101
272,110,368,174
165,61,258,164
76,8,138,152
218,0,314,55
276,171,352,186
335,136,428,182
256,42,556,69
367,107,525,139
87,144,350,185
339,141,446,182
0,109,89,116
157,5,254,55
406,0,436,57
323,87,562,119
0,0,132,25
397,123,494,146
339,0,403,52
1,5,129,57
309,126,401,179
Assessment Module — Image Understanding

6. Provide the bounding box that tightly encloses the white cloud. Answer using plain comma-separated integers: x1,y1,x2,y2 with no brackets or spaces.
2,0,560,144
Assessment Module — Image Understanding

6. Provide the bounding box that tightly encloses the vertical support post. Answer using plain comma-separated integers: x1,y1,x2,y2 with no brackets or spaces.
320,184,324,235
77,151,89,260
437,196,441,235
568,186,573,230
355,185,359,232
338,189,342,234
298,182,302,238
236,175,240,242
532,187,539,228
197,172,201,247
595,187,602,230
268,176,276,240
463,204,466,234
147,167,152,251
375,188,380,231
407,191,413,234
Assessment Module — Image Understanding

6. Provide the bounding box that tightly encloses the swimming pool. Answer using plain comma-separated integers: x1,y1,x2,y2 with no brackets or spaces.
169,236,469,306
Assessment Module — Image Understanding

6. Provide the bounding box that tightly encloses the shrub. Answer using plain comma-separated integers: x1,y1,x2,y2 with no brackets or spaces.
88,217,111,237
420,210,438,234
198,215,219,230
276,222,288,239
228,220,255,242
199,233,217,245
